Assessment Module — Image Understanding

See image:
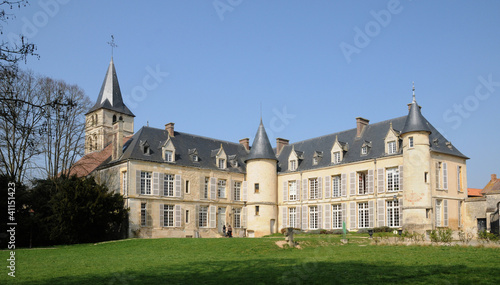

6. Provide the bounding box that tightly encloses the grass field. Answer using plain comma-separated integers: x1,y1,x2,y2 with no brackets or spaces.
1,234,499,284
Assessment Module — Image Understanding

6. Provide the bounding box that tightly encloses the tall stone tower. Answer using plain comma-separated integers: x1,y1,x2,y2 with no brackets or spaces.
245,120,278,237
400,90,432,232
85,58,135,154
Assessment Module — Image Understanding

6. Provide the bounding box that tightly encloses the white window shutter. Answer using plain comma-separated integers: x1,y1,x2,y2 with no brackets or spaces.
318,205,323,229
209,205,216,228
146,203,152,227
342,203,347,225
377,199,385,227
297,206,301,229
160,204,164,227
324,204,331,229
281,207,288,229
195,205,199,228
199,176,205,199
436,162,440,189
302,205,308,230
341,174,347,197
349,201,356,230
368,169,374,194
210,177,216,200
296,180,301,201
302,179,308,200
175,175,182,197
175,205,181,227
242,181,248,201
324,176,331,198
242,207,247,228
399,198,403,226
377,168,385,193
283,181,288,202
398,165,404,191
318,177,323,199
136,170,141,195
153,172,159,196
229,180,234,201
369,200,374,228
443,163,448,190
349,172,356,196
443,200,448,227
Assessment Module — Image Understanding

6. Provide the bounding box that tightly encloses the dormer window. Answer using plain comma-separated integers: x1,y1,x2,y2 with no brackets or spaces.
140,140,151,155
331,135,347,164
290,159,297,171
188,148,199,162
218,158,226,169
384,122,400,155
313,151,323,166
313,157,318,165
387,141,397,154
193,155,199,162
288,146,302,171
212,145,227,170
333,152,341,164
164,150,173,162
160,139,175,162
361,146,367,155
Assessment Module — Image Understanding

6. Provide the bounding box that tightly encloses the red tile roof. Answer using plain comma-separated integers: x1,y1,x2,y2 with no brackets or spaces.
467,188,483,197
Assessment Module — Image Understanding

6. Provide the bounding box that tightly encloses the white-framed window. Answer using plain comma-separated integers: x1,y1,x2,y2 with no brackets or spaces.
361,146,367,155
163,204,174,227
199,206,208,228
122,171,127,195
203,177,209,199
333,151,341,164
164,150,173,162
313,157,318,165
409,137,414,148
387,141,397,154
234,181,241,201
193,155,199,162
387,167,400,192
358,202,369,228
140,171,152,195
309,178,319,199
234,208,241,228
289,180,297,200
332,175,341,197
141,203,147,226
332,204,342,229
309,205,319,229
358,172,368,195
289,207,297,228
387,200,400,227
435,200,442,226
218,180,226,198
290,160,297,171
164,174,174,196
218,158,226,169
435,162,448,190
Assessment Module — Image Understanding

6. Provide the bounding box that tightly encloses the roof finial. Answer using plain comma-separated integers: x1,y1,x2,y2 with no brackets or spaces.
412,81,416,103
107,35,118,58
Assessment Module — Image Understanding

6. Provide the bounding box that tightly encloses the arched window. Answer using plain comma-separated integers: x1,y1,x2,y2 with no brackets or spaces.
119,116,123,121
89,136,93,151
113,115,117,123
93,134,98,150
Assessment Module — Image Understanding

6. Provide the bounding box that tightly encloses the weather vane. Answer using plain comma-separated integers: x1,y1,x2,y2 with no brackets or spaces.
107,35,118,57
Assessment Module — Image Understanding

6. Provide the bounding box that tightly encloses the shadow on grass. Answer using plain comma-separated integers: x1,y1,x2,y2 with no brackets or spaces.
23,258,497,285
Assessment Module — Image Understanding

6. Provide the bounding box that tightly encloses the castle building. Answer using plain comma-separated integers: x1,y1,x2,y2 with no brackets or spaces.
76,59,470,238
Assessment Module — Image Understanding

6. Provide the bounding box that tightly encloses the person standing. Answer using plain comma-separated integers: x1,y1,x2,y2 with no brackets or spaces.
227,224,232,238
222,225,226,237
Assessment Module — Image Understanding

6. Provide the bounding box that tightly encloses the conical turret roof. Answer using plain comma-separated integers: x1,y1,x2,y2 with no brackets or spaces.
401,94,431,135
87,58,135,116
245,119,276,162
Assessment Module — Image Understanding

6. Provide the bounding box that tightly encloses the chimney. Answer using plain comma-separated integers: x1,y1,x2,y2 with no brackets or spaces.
112,119,124,161
356,117,369,138
276,138,289,155
239,138,249,151
165,122,175,137
492,174,497,181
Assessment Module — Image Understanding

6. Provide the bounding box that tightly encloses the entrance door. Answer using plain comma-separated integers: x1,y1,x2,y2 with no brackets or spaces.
477,218,486,233
218,207,226,233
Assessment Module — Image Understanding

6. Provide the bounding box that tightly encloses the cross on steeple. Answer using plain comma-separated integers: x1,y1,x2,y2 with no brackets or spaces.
107,35,118,57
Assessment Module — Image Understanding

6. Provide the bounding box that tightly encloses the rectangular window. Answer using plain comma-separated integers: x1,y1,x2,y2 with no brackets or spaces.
218,159,225,169
288,180,297,200
141,203,147,226
165,150,173,162
185,180,190,194
332,175,341,197
163,204,174,227
309,206,319,229
199,206,208,228
290,160,297,171
254,183,260,193
140,171,152,195
358,172,368,195
332,204,342,229
333,151,341,164
218,180,226,198
193,155,198,162
358,202,369,228
361,146,367,155
436,162,442,189
388,141,397,154
309,178,319,199
435,200,442,226
409,137,414,148
203,177,209,199
289,207,297,228
122,171,127,195
185,210,189,224
234,208,241,228
255,205,260,216
387,200,400,227
234,181,241,201
313,157,318,165
164,174,174,196
387,167,400,192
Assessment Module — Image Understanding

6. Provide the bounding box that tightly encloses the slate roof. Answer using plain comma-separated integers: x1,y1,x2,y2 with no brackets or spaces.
401,98,431,135
277,114,468,173
87,58,135,117
245,120,277,162
117,126,248,173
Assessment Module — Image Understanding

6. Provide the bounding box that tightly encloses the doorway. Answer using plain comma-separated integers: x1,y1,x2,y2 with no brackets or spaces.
477,218,486,233
218,207,226,233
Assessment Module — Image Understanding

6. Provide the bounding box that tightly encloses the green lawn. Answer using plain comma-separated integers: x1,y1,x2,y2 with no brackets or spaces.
1,235,499,284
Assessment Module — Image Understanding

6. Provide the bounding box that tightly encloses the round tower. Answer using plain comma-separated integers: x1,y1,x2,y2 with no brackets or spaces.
400,87,432,233
244,120,278,237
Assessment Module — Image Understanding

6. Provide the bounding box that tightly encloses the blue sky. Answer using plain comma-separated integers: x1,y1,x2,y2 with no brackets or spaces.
4,0,500,188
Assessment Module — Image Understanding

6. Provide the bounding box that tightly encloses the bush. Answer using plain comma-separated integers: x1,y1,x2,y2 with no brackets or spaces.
373,226,392,233
478,230,499,242
430,228,453,243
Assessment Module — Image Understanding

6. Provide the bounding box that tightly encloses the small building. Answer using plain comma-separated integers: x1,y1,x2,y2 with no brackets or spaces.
465,174,500,234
